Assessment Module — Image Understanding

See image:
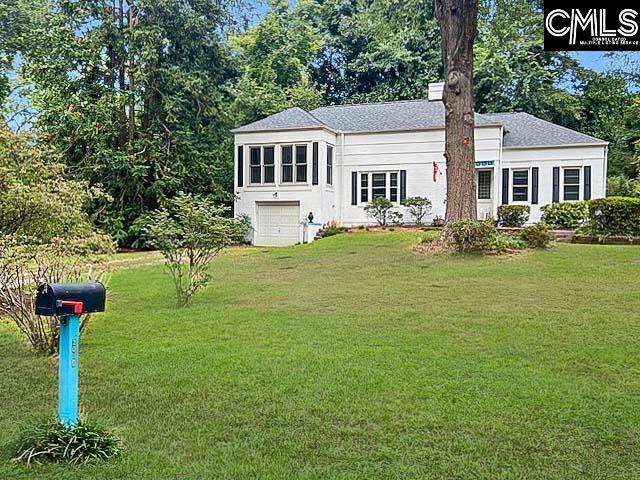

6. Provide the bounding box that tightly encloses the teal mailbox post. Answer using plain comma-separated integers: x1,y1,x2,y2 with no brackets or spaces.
35,282,106,427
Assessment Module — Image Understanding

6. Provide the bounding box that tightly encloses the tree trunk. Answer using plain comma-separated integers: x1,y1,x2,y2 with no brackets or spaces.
434,0,478,222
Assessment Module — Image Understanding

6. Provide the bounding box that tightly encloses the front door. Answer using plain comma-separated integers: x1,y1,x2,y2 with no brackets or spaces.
476,169,493,219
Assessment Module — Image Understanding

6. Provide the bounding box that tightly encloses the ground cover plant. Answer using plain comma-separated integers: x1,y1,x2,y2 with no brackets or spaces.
0,232,639,479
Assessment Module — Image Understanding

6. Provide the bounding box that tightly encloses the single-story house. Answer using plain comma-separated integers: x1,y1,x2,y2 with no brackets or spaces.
233,82,608,246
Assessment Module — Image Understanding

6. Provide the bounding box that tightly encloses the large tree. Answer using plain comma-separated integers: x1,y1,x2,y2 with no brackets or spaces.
230,0,322,126
434,0,479,221
16,0,237,245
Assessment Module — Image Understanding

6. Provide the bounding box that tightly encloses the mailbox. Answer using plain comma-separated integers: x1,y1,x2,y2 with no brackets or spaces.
35,281,106,316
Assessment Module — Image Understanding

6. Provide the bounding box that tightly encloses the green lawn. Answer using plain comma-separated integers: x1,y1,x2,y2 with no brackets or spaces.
1,233,639,479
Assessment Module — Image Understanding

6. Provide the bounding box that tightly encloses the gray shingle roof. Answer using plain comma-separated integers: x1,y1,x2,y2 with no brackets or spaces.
480,112,605,147
311,100,494,132
233,101,607,147
232,107,325,132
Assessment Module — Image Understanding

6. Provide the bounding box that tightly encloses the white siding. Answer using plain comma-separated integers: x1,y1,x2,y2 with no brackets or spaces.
233,124,607,243
500,145,607,222
234,129,337,244
340,126,502,225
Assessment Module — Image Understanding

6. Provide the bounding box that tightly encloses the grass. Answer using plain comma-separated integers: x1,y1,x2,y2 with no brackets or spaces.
1,232,639,479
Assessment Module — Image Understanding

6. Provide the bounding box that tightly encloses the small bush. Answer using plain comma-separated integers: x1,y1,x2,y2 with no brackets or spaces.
607,175,640,198
319,221,349,238
520,223,553,248
432,216,445,227
540,201,589,229
14,420,121,465
387,211,404,226
488,233,528,253
444,218,497,252
232,214,252,244
364,197,397,226
145,193,243,307
401,196,432,226
585,196,640,237
497,205,530,227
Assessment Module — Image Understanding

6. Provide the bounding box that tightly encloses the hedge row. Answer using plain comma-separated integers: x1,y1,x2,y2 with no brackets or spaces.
541,197,640,237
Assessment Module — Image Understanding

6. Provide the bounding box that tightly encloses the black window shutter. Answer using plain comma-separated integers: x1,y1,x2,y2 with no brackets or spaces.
531,167,539,204
501,168,509,204
351,172,357,205
400,170,407,202
552,167,560,202
584,166,591,200
312,142,319,185
237,145,243,187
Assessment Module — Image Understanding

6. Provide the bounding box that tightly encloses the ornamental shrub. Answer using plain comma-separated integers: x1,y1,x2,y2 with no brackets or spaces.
145,193,244,307
364,197,396,226
497,205,530,227
444,218,497,252
488,232,528,253
540,201,589,229
401,196,432,226
585,197,640,237
520,223,553,249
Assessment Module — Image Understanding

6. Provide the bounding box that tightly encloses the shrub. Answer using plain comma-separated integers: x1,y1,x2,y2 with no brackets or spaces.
364,197,397,226
0,127,97,243
14,420,121,465
145,193,244,307
0,235,112,354
585,196,640,237
387,210,404,226
444,218,497,252
520,223,553,248
607,175,640,198
232,214,252,244
401,196,432,226
488,233,528,253
319,221,349,238
432,215,445,227
540,201,589,229
497,205,530,227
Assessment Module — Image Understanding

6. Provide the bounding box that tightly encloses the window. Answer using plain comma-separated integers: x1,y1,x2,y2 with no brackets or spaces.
477,170,491,200
250,147,261,184
390,173,398,202
327,145,333,185
296,145,307,182
263,146,275,184
512,170,528,202
281,145,293,183
372,173,386,199
563,168,580,201
361,173,368,202
359,172,402,203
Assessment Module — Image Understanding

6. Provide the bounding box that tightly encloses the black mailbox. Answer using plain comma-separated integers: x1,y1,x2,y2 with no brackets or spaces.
35,281,106,316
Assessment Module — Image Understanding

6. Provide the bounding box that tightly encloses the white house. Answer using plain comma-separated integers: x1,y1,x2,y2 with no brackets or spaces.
233,82,608,246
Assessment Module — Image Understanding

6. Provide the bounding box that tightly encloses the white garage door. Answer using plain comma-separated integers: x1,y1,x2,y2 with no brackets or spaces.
255,202,300,246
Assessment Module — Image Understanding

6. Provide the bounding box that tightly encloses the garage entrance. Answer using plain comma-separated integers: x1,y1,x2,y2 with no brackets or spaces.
255,202,301,246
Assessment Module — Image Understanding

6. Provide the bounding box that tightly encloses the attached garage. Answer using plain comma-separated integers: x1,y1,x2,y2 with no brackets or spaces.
254,202,301,246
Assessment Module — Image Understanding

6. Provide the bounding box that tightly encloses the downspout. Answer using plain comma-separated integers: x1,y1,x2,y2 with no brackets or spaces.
338,130,345,223
603,144,609,196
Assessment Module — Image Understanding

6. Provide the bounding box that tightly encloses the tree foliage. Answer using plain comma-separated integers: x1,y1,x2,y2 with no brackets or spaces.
0,124,96,242
16,0,238,245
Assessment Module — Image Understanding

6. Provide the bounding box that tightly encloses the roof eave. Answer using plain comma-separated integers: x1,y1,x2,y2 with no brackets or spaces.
231,125,337,134
503,141,609,149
